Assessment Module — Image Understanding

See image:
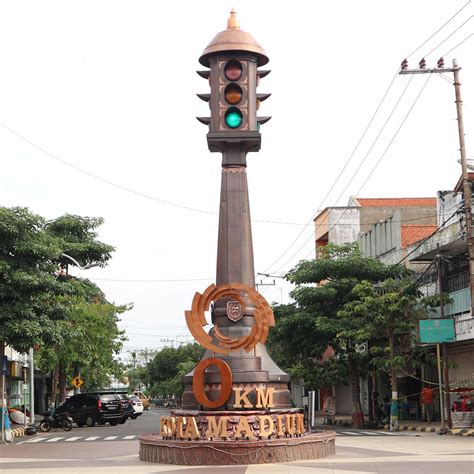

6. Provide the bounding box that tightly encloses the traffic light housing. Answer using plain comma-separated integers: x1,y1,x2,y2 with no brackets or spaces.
197,56,271,134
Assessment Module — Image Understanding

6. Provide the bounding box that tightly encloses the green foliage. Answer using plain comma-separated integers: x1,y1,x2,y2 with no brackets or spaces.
0,206,128,392
147,343,204,399
268,243,427,420
338,278,430,379
37,295,129,390
45,214,114,269
0,207,67,352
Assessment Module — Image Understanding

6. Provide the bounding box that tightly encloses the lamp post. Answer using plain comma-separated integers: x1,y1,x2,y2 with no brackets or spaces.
59,254,99,394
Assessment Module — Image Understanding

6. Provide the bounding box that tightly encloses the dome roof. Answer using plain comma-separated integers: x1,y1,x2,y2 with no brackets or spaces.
199,9,269,67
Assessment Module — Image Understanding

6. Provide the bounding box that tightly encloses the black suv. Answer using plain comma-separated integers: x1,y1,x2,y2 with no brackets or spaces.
116,393,134,423
56,392,124,427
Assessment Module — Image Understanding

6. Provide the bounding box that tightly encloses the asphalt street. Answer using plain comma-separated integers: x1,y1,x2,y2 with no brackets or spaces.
1,408,472,473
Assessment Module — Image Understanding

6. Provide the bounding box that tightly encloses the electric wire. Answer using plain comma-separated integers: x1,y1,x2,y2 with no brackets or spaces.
263,6,472,275
0,121,304,227
395,209,460,266
272,74,434,274
405,0,471,59
424,15,473,58
89,277,212,283
261,69,401,273
442,32,474,57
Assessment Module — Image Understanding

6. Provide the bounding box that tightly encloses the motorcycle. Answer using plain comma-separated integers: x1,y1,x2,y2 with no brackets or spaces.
39,410,73,432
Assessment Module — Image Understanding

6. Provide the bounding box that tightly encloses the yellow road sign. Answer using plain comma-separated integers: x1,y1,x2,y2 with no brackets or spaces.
71,376,84,388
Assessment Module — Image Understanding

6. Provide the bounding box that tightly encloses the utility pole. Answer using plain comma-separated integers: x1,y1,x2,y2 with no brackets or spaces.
452,59,474,316
400,58,473,312
401,58,470,429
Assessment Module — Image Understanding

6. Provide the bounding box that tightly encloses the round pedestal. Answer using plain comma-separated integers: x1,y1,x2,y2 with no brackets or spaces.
139,431,336,465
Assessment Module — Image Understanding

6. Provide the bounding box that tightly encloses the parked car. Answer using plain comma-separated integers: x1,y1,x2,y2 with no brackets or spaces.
55,392,124,427
116,393,134,423
133,391,149,410
128,395,144,419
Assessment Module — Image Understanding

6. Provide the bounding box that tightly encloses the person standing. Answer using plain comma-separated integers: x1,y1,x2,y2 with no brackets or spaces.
421,386,434,424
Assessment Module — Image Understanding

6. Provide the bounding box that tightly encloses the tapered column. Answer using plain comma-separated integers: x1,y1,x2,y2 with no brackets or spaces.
216,165,255,288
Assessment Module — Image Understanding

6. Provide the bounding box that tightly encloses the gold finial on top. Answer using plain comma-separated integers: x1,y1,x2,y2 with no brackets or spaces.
227,8,240,29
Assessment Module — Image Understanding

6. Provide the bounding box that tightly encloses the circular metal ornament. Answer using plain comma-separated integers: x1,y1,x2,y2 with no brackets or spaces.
185,283,275,354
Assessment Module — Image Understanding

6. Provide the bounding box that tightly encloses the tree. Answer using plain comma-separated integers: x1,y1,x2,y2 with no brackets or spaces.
45,214,113,271
147,343,204,403
0,207,122,403
268,243,406,427
0,207,66,398
338,278,435,430
37,292,129,402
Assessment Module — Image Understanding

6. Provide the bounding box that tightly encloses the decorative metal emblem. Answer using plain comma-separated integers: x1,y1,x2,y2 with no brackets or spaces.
185,283,275,354
226,300,243,322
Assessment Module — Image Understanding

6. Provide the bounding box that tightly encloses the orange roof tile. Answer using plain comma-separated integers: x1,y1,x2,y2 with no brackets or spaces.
401,225,437,248
356,197,436,207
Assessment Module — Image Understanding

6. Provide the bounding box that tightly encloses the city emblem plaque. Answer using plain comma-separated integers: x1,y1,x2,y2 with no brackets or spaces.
226,300,243,322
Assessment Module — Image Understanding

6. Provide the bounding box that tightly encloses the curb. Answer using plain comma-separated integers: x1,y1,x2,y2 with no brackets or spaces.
450,428,474,437
11,427,26,438
383,424,474,436
383,424,440,433
322,419,352,427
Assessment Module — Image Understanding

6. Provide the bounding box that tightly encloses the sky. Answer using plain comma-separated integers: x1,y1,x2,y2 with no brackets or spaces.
0,1,472,359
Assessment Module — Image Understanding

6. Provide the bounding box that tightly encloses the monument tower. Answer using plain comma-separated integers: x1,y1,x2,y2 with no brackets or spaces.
181,8,291,411
139,10,336,465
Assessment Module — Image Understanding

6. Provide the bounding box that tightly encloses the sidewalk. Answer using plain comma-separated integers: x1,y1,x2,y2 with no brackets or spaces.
316,415,474,436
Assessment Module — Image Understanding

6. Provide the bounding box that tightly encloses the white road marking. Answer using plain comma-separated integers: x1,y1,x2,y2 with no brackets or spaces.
85,436,100,441
45,437,64,442
25,437,44,443
360,431,380,435
338,431,360,435
122,435,136,440
104,436,118,440
65,436,83,442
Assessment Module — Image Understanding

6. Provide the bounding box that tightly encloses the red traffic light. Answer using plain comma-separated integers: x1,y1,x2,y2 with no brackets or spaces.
224,60,242,81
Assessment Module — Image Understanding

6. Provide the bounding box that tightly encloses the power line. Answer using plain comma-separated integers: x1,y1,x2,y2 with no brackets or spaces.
262,7,471,275
273,73,434,274
90,277,213,283
442,33,474,57
395,209,460,266
424,15,473,58
261,70,401,273
0,121,308,227
405,0,471,59
87,212,443,285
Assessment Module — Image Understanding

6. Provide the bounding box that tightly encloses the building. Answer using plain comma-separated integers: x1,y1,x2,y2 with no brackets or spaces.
2,346,48,419
313,197,437,417
408,177,474,421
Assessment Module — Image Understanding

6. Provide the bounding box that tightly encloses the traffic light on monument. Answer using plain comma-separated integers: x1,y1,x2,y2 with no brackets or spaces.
222,59,245,130
197,59,271,132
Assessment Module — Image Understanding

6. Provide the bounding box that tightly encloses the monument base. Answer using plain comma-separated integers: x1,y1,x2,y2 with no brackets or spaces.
139,431,336,465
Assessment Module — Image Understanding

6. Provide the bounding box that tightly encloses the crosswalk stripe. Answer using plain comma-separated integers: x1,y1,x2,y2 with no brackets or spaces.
104,436,118,440
46,437,64,442
338,431,360,435
361,431,380,435
122,435,136,440
26,437,44,443
85,436,100,441
65,437,83,442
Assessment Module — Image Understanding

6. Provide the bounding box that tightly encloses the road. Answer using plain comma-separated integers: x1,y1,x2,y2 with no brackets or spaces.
0,408,472,473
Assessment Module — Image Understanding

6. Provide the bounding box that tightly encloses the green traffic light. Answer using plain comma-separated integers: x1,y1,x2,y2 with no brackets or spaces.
225,108,242,128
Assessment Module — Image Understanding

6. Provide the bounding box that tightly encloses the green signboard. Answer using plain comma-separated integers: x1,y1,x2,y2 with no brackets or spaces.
419,318,455,343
